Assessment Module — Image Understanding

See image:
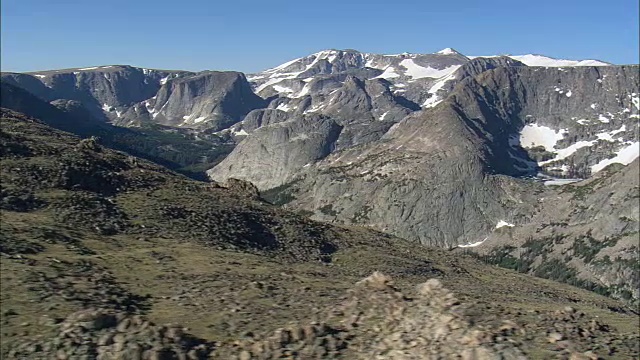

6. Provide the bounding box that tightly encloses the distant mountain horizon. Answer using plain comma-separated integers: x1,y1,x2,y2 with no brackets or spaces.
1,47,619,76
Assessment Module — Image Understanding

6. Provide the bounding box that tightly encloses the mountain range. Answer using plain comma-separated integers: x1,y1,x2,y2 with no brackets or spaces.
1,47,638,308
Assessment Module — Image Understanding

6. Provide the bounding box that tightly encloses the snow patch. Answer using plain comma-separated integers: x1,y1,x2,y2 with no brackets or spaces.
565,90,572,97
422,73,457,108
598,114,610,123
263,56,303,73
591,142,640,172
544,178,582,186
34,74,46,78
303,104,323,114
540,140,597,165
78,67,99,71
374,66,400,79
519,124,566,151
256,77,288,93
596,133,615,142
458,237,488,248
150,101,169,119
276,103,292,112
596,125,626,142
422,96,442,108
248,74,266,81
509,54,609,67
364,55,378,68
399,59,460,80
293,83,312,98
495,220,515,229
631,95,639,110
273,84,294,94
160,76,170,85
290,134,310,141
193,116,207,124
233,129,249,136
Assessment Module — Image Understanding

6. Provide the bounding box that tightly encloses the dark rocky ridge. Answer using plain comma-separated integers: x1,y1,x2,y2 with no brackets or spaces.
2,66,190,121
1,67,264,131
0,82,233,180
147,71,266,130
210,113,343,190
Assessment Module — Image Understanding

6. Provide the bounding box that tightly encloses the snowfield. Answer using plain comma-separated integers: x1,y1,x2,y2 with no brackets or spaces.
399,59,460,80
508,54,610,67
495,220,515,229
591,142,640,173
458,237,488,248
519,124,566,151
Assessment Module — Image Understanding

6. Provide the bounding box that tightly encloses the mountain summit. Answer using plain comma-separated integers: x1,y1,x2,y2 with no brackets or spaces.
435,47,463,55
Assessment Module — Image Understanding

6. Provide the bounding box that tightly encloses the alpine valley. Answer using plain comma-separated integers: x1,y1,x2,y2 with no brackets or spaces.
1,47,638,359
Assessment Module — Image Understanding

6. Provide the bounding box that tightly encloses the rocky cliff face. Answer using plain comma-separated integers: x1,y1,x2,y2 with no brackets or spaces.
449,65,638,176
210,62,639,304
137,71,266,130
1,66,189,121
213,64,638,243
1,67,264,130
209,113,343,190
0,82,234,180
265,104,536,247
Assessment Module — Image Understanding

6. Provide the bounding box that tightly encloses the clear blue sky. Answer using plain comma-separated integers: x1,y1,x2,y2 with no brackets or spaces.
2,0,638,73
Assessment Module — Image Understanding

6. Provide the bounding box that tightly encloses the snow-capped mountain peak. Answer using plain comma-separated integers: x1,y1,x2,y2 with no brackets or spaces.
248,48,469,98
247,48,616,121
435,48,462,56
